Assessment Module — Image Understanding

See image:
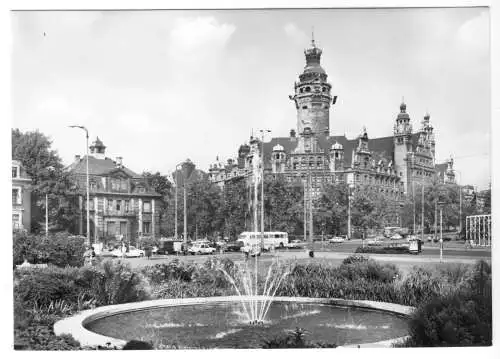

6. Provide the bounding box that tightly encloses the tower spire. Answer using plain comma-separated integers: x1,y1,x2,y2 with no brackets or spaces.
311,26,315,47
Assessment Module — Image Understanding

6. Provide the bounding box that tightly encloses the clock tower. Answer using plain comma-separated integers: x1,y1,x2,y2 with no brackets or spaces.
290,34,336,136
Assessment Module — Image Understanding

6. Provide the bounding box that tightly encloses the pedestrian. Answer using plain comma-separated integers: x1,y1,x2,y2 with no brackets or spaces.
83,246,93,266
145,246,152,260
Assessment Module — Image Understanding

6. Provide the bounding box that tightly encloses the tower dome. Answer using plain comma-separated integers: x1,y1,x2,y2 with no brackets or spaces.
397,101,410,121
331,141,343,150
272,143,284,152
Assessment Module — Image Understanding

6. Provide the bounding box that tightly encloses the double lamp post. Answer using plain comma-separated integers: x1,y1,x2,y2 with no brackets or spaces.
174,159,196,246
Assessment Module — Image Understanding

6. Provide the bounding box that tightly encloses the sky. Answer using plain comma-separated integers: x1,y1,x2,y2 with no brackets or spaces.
10,8,491,189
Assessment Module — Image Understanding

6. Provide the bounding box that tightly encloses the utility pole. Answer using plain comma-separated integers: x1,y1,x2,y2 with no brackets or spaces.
259,129,270,251
421,184,425,242
413,181,416,234
440,207,443,262
45,193,49,237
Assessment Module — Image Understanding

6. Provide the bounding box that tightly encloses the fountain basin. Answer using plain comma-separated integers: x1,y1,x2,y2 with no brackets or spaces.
54,296,414,349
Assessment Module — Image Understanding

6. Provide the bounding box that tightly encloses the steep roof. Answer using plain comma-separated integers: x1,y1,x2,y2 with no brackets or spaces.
68,155,140,178
261,133,395,168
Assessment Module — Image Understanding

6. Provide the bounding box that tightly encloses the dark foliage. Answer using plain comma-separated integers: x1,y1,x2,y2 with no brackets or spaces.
13,232,86,267
355,246,409,254
262,327,337,348
122,340,154,350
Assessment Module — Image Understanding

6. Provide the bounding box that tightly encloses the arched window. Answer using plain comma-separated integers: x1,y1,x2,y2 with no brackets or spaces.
305,86,311,92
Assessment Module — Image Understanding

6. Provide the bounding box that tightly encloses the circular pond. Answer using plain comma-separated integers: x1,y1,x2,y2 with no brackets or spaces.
83,300,409,348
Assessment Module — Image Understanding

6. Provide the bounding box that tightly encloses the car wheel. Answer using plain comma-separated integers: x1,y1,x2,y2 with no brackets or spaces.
279,242,284,248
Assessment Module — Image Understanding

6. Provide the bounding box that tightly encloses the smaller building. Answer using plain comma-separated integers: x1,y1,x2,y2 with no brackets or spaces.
12,160,32,231
67,137,162,245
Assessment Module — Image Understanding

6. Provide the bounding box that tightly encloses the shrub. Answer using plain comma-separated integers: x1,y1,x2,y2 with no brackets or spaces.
91,260,150,305
337,259,400,283
15,324,81,350
13,232,86,268
122,340,154,350
403,290,492,346
14,266,84,308
355,246,409,255
342,254,369,265
191,257,239,289
262,327,337,348
151,279,232,299
140,259,195,285
396,267,443,306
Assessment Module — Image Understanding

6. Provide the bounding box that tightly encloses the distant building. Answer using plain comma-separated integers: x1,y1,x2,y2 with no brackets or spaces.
12,160,32,231
209,36,455,200
67,137,162,244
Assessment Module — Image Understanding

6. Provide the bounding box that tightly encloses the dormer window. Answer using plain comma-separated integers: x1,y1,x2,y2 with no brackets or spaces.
12,166,19,178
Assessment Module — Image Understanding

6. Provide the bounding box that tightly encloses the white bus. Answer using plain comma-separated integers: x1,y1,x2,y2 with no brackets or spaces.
237,231,289,250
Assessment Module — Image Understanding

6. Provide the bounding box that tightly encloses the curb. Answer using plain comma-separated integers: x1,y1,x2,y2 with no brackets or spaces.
54,296,415,349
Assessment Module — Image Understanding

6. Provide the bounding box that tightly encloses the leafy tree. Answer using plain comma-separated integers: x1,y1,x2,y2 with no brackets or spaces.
142,171,172,236
264,176,304,236
350,185,393,235
315,182,348,236
12,129,79,233
186,176,223,239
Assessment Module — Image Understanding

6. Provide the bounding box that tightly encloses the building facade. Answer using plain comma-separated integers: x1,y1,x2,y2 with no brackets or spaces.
209,38,456,199
12,160,32,231
68,138,162,244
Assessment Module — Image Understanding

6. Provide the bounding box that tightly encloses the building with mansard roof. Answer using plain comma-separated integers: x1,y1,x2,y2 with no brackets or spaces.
209,37,456,203
67,137,162,245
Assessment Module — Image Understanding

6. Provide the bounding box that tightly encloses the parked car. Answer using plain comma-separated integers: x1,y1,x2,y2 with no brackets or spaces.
225,240,245,252
328,236,345,243
241,243,262,257
390,234,403,240
188,243,216,255
111,246,145,258
286,240,306,249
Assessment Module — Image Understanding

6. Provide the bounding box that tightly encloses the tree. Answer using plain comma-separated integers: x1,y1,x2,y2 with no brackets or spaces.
142,171,173,236
186,176,223,239
12,129,79,233
350,185,394,235
315,182,349,236
264,176,304,236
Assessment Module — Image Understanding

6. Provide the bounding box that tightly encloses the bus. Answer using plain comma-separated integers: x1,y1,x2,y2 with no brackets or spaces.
237,232,289,249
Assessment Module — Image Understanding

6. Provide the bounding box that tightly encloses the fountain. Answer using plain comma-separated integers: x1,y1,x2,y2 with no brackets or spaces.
53,144,414,348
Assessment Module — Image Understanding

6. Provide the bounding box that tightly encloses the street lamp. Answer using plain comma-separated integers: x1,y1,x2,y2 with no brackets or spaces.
178,159,196,245
347,183,355,240
454,170,463,234
69,125,90,247
259,129,271,251
438,201,446,262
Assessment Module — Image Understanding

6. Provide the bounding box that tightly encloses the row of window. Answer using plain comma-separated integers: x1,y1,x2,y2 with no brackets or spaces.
83,198,152,213
355,174,398,187
299,86,329,94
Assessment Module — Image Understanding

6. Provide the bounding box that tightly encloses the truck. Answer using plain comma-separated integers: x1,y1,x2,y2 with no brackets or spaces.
157,239,183,255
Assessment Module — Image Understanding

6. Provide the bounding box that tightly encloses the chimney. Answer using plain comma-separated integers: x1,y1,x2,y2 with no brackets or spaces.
75,155,81,162
116,157,123,167
290,129,296,138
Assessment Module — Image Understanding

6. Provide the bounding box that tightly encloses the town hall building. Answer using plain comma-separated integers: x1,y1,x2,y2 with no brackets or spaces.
208,37,456,198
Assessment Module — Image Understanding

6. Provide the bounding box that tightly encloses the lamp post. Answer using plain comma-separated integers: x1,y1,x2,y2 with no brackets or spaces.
259,129,271,251
69,125,90,247
438,201,445,262
454,170,463,234
173,163,183,240
347,183,355,240
180,159,195,245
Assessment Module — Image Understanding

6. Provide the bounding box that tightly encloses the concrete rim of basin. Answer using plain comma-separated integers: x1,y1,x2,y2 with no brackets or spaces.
53,296,415,349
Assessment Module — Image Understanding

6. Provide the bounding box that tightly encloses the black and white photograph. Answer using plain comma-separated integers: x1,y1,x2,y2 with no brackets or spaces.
6,1,495,353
